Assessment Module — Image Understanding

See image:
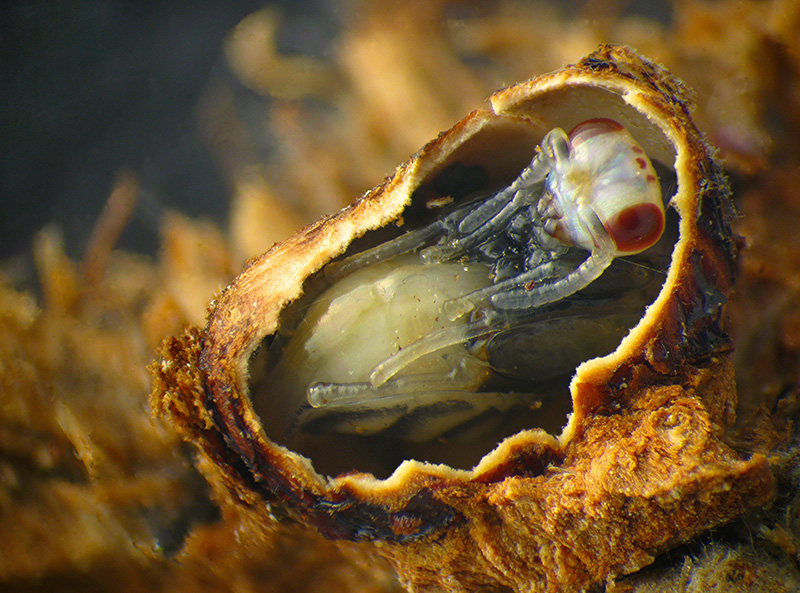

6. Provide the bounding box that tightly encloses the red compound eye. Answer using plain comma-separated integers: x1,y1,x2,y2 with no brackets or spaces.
605,202,665,254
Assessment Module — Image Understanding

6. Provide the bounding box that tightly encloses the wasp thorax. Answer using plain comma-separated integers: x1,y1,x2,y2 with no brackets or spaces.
252,117,676,475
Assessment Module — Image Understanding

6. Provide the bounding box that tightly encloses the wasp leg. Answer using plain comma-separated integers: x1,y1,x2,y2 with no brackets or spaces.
300,364,533,441
363,254,593,387
327,142,555,280
420,183,541,264
445,248,616,319
456,150,552,235
420,156,552,264
309,362,476,407
367,317,498,387
324,219,445,281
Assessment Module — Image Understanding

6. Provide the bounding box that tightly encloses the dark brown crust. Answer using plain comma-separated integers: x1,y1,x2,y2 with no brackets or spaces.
150,45,774,592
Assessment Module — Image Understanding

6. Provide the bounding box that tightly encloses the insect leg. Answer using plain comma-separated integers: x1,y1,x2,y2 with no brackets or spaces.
540,126,571,166
324,218,445,280
419,148,555,263
298,386,533,442
308,361,477,407
445,248,615,318
367,317,498,386
421,183,542,264
456,151,551,235
301,353,541,441
327,135,558,279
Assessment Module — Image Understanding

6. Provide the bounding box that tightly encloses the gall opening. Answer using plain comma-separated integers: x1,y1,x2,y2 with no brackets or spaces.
249,105,679,479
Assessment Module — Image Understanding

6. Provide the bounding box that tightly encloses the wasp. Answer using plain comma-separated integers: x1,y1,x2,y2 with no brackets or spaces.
267,119,666,441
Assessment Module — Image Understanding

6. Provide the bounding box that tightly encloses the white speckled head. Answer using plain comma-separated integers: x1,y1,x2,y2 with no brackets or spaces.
546,118,665,255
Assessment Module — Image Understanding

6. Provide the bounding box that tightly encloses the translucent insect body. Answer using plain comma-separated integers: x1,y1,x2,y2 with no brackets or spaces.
271,118,665,441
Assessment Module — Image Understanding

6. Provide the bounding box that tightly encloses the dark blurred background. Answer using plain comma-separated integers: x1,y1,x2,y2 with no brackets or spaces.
0,0,342,259
1,1,674,261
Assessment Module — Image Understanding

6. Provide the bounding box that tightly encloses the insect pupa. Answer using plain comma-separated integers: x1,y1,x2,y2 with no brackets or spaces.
262,118,667,442
153,47,768,592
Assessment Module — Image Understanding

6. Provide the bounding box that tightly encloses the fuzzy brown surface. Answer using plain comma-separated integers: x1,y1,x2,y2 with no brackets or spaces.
151,41,774,593
6,2,800,592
